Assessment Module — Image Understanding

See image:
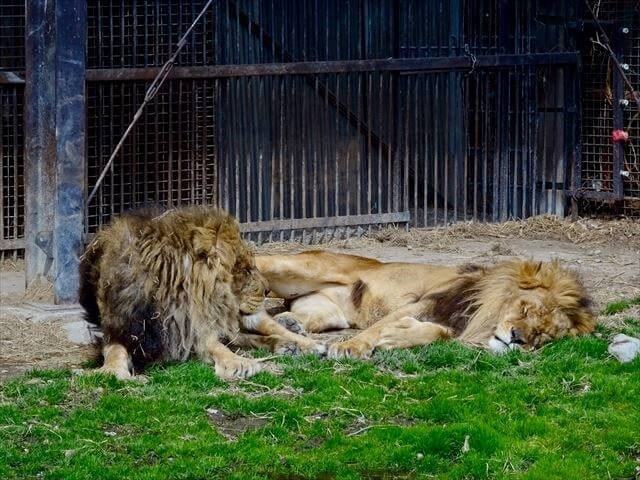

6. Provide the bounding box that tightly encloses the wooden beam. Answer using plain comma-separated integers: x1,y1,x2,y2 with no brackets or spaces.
24,0,57,286
52,0,87,304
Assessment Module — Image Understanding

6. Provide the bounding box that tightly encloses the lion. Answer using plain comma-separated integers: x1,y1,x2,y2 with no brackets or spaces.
79,207,325,381
255,251,596,358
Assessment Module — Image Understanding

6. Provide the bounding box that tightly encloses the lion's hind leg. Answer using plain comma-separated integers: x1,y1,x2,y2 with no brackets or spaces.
280,292,350,333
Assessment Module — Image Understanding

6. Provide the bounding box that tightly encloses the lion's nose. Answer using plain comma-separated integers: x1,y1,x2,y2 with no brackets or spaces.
264,288,270,296
511,327,525,344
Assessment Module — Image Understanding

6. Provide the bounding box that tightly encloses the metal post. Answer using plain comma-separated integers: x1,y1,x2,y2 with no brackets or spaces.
24,0,57,286
53,0,87,304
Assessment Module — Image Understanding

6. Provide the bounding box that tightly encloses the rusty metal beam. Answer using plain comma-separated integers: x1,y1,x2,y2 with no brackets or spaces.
86,53,580,81
238,211,410,234
0,71,25,84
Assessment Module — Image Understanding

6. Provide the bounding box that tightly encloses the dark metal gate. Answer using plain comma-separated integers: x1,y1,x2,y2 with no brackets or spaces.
84,0,580,243
5,0,585,301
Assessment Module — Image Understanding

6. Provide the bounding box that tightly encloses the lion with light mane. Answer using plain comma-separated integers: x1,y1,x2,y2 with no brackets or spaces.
255,251,596,357
79,207,325,381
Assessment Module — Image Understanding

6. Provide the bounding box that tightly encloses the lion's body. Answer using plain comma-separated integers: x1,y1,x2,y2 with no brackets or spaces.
80,207,324,380
256,251,595,357
80,207,264,368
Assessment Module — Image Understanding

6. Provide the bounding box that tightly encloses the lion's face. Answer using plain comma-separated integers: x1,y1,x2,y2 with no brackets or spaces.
488,292,594,353
232,247,269,315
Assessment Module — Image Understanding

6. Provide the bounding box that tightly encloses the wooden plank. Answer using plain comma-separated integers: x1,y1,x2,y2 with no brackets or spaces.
85,53,580,81
238,211,410,233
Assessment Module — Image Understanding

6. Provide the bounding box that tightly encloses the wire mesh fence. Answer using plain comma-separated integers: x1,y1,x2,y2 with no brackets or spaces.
2,0,636,255
0,2,25,254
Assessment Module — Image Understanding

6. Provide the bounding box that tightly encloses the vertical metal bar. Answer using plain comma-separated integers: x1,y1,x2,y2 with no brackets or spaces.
443,74,449,226
541,70,548,214
289,74,295,240
473,74,479,220
423,76,429,227
278,76,284,241
513,69,520,218
434,76,440,225
482,72,489,222
356,73,362,215
412,75,418,226
551,67,559,215
367,71,372,214
403,75,410,218
387,72,393,214
377,71,383,215
462,75,468,222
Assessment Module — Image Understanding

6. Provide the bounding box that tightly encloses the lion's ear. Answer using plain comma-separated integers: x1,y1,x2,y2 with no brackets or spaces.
191,227,216,260
214,218,241,269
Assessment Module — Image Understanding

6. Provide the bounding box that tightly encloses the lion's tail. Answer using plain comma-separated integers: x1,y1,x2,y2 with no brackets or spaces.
79,239,103,327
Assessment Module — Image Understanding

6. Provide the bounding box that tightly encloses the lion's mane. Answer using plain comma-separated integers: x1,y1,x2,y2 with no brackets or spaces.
79,206,263,369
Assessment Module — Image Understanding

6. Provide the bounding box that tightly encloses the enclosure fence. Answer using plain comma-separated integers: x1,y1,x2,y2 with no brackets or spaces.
0,0,638,300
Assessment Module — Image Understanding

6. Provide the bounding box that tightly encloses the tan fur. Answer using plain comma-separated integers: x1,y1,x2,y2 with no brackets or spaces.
80,207,323,380
255,251,596,358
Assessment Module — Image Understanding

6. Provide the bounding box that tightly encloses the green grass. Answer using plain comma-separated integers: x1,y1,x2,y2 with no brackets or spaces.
601,296,640,315
2,321,640,479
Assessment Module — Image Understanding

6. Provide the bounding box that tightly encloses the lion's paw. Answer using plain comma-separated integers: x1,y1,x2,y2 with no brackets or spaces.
215,355,263,381
95,365,134,381
274,313,307,336
275,339,327,357
327,339,373,359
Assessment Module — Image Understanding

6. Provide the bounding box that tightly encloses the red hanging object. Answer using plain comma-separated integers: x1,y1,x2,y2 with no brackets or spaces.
612,129,629,142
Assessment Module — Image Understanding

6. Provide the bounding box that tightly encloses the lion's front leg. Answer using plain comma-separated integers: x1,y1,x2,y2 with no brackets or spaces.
97,342,133,380
376,317,453,350
241,309,327,356
328,302,444,359
202,336,263,380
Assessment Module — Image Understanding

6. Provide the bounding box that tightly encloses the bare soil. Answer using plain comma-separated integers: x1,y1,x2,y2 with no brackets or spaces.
2,216,639,381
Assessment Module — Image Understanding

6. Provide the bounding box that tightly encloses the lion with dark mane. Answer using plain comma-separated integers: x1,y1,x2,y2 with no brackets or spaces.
80,206,324,380
255,251,596,357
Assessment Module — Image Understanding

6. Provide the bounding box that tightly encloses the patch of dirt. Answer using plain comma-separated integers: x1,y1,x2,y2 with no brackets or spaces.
0,314,95,381
205,407,271,441
0,257,24,272
598,305,640,331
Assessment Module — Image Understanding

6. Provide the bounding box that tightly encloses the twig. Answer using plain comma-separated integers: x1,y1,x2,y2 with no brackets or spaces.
87,0,215,205
347,424,388,437
583,0,640,112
